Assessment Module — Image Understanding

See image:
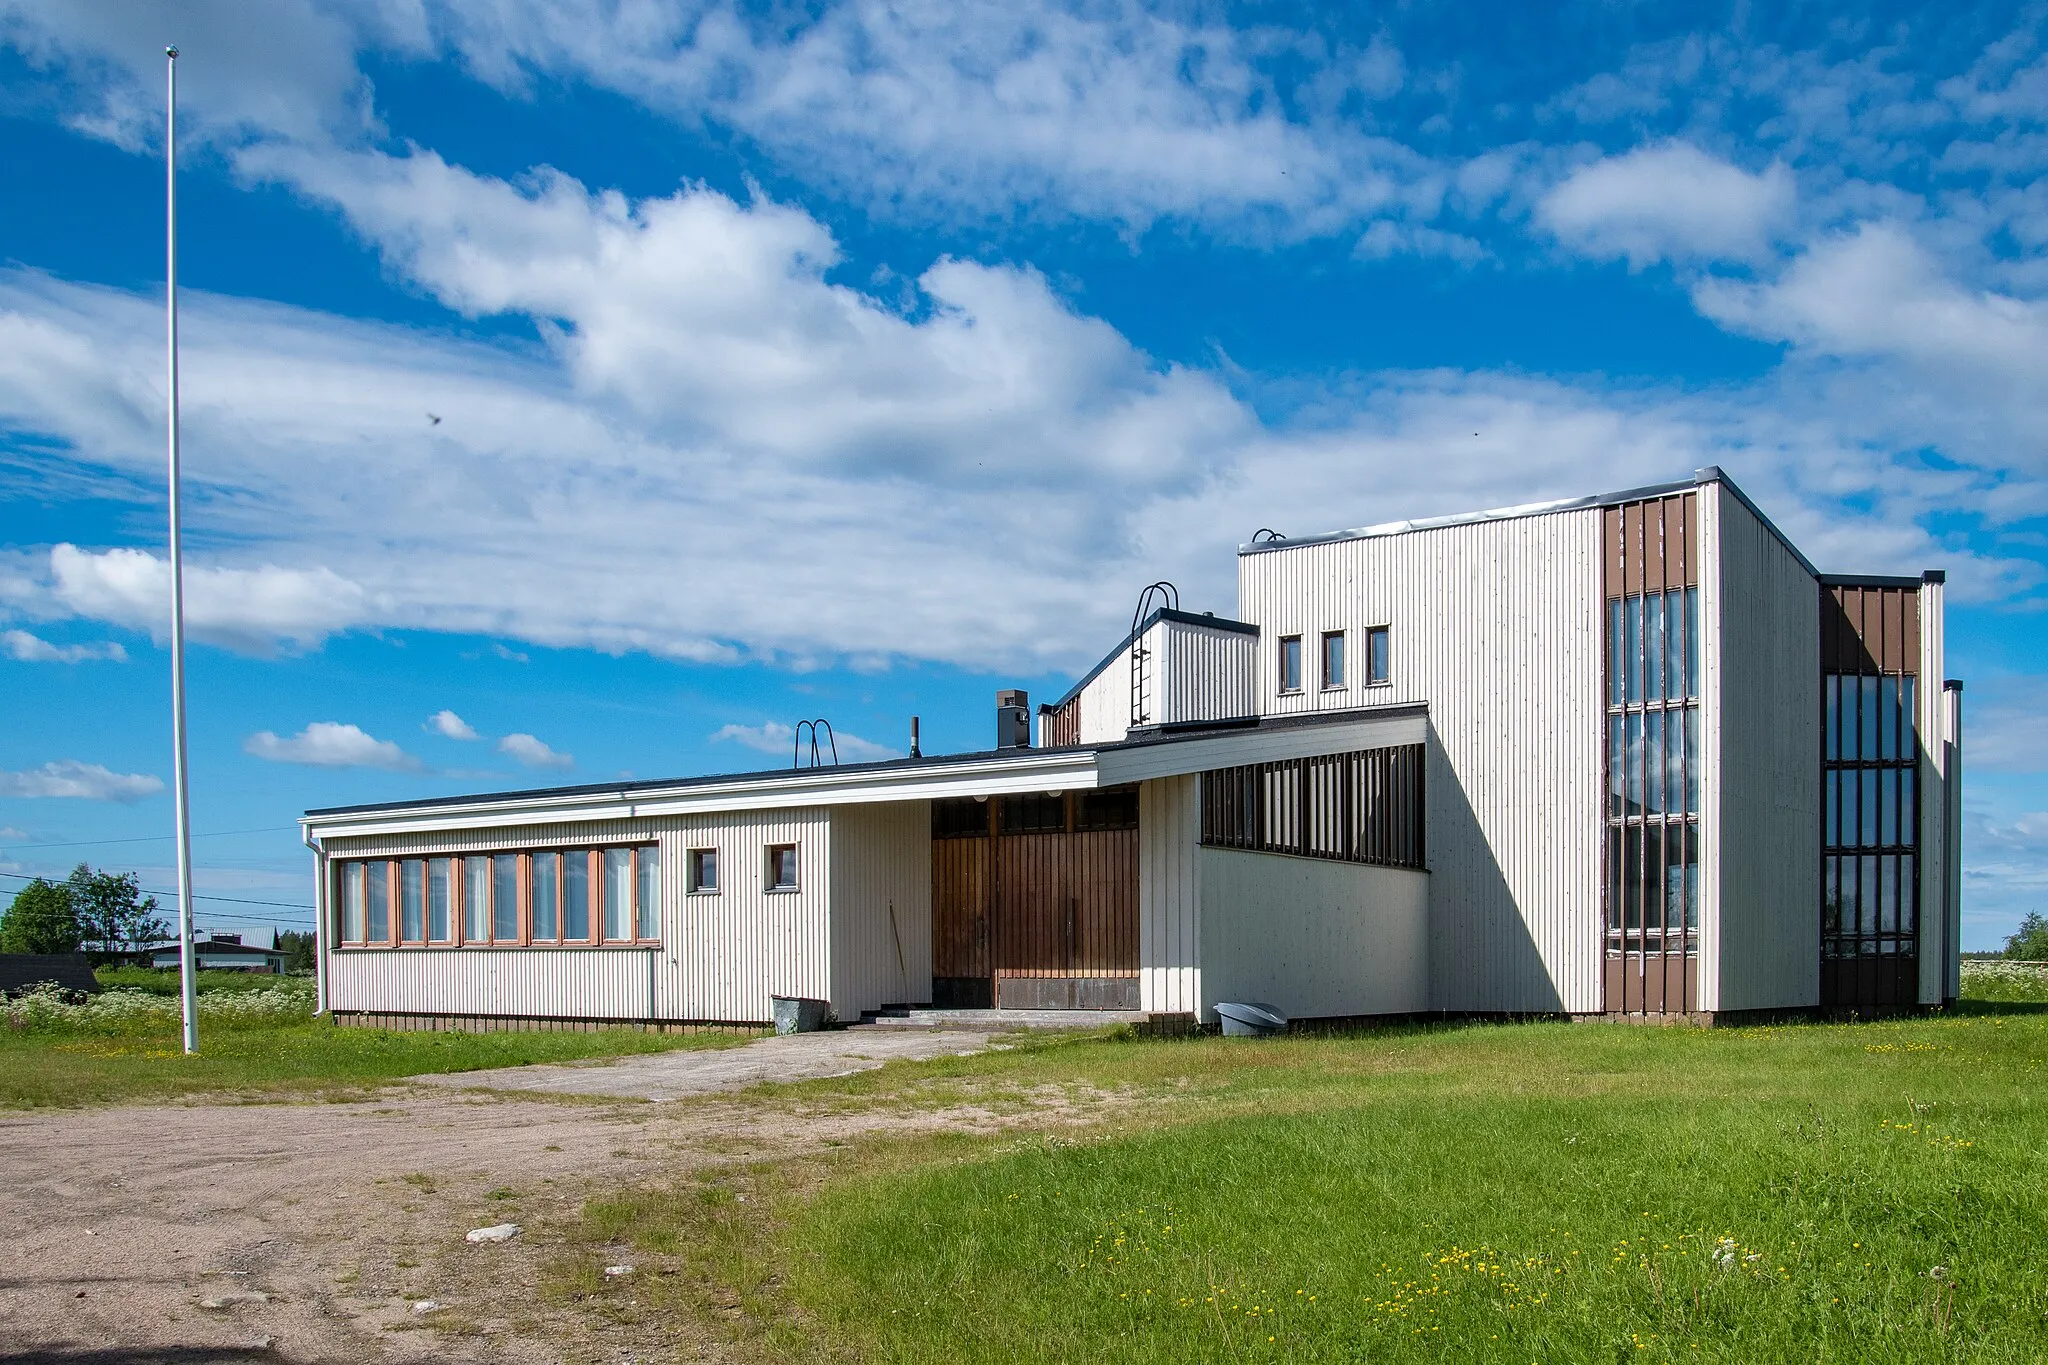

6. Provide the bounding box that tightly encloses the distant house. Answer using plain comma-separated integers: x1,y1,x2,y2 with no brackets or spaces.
301,468,1963,1028
138,933,286,973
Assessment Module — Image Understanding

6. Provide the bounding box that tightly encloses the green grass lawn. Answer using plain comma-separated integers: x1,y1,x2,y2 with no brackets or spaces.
0,978,753,1107
557,983,2048,1365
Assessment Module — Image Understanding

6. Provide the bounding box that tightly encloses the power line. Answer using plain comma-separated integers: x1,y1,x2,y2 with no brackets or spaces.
0,869,312,912
0,825,295,852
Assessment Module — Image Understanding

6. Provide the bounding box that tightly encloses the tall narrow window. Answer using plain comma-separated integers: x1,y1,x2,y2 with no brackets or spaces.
1320,631,1346,689
563,850,591,940
399,859,425,942
636,845,660,939
339,861,365,943
1365,626,1390,686
492,854,519,942
1279,635,1303,693
529,851,560,942
366,860,390,943
463,857,489,941
603,847,634,940
428,858,451,941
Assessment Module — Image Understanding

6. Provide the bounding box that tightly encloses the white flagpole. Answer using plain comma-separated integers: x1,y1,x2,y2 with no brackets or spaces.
165,45,198,1055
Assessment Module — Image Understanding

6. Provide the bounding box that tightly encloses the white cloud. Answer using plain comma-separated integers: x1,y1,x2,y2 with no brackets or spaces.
0,760,163,802
497,733,573,769
1538,142,1794,266
1354,220,1489,265
244,722,421,771
711,721,898,765
0,628,126,662
0,827,28,841
426,709,479,741
37,544,369,654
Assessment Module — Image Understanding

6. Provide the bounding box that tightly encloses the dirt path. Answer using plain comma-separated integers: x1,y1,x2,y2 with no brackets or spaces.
0,1060,1121,1363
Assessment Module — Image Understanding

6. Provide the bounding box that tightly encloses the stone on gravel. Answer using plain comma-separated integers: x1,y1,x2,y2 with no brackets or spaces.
198,1290,271,1309
465,1223,521,1244
411,1299,443,1314
603,1264,634,1278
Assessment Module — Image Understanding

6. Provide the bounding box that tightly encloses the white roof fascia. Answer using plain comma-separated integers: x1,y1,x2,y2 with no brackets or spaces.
1097,710,1429,786
299,749,1104,842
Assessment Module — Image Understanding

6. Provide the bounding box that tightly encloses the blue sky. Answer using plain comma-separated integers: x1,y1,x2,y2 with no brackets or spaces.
1,1,2042,949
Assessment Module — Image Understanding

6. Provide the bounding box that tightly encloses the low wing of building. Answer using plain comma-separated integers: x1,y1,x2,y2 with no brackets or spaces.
300,467,1963,1028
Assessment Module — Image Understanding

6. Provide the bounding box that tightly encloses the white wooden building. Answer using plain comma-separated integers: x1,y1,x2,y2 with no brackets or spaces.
301,468,1963,1027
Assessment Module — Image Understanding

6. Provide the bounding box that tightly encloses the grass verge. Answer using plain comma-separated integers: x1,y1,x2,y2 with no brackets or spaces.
548,997,2048,1365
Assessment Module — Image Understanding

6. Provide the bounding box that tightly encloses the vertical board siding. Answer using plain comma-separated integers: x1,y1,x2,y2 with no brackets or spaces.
327,948,656,1018
1707,479,1823,1010
931,833,993,980
1078,641,1137,743
1238,511,1603,1013
1159,622,1257,725
828,803,933,1018
657,808,829,1024
1198,849,1428,1019
1139,776,1202,1013
993,830,1139,976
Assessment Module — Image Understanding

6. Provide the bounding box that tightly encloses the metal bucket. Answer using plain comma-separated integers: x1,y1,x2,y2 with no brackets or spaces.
771,995,830,1035
1214,1001,1288,1037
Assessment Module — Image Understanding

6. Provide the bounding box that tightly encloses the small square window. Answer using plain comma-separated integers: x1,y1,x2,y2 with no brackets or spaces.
688,847,719,894
1321,631,1346,689
1279,635,1303,693
766,843,799,891
1366,625,1391,686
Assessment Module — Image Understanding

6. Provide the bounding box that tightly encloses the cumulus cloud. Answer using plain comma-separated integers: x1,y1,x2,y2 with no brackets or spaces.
244,722,422,771
711,721,899,765
0,760,163,802
497,733,573,769
38,544,369,654
426,709,479,741
1539,142,1794,266
0,628,126,663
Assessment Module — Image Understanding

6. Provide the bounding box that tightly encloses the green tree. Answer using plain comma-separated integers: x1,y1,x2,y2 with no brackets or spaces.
0,879,82,954
65,864,170,961
277,929,316,973
2004,912,2048,961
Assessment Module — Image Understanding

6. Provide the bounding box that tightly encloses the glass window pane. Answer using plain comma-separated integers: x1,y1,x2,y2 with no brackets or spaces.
1824,771,1840,849
530,852,559,941
1625,713,1645,817
1606,825,1624,934
1861,769,1880,848
341,861,365,942
1878,677,1898,761
1860,676,1879,762
1900,767,1916,848
604,848,633,939
1645,709,1666,816
1645,592,1666,702
1684,588,1699,697
1824,676,1840,762
637,847,660,938
493,854,519,941
1899,854,1917,933
1902,676,1917,757
563,851,591,939
1322,632,1344,688
366,861,389,942
399,859,424,942
1624,824,1643,938
1280,637,1301,692
1860,854,1880,936
1880,855,1898,934
1608,599,1625,707
1368,627,1389,685
1625,596,1643,703
1607,715,1625,820
464,857,489,941
428,859,451,940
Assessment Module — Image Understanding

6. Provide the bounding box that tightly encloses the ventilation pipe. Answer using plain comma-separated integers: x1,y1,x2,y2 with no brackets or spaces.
909,715,922,759
996,689,1031,749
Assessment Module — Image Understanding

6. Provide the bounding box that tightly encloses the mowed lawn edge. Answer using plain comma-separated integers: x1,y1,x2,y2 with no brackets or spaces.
539,994,2048,1365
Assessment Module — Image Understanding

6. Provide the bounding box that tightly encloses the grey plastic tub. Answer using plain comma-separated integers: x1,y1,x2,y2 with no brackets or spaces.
771,996,830,1035
1213,1001,1289,1037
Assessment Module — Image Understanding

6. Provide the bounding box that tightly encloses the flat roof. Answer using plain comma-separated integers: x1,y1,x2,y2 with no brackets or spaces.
302,703,1428,838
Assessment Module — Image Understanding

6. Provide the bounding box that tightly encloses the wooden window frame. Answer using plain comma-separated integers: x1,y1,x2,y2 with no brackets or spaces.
688,846,720,895
765,843,801,893
1364,625,1391,687
1278,634,1304,694
1320,630,1346,691
333,844,663,948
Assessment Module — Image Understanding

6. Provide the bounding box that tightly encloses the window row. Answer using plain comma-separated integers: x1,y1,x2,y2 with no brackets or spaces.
333,846,659,947
1606,708,1701,820
931,788,1141,840
683,844,799,894
1823,853,1918,953
1278,626,1390,695
1606,823,1699,949
1607,588,1699,706
1825,766,1918,851
1199,744,1425,870
1823,673,1918,764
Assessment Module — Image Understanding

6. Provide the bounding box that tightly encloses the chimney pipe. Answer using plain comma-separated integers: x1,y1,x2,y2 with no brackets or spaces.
909,715,922,759
995,689,1031,749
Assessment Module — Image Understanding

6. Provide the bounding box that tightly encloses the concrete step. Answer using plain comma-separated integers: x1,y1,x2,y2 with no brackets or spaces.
856,1007,1153,1031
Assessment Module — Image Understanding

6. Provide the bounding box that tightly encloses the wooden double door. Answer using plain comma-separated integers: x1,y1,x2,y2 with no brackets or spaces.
931,795,1139,1009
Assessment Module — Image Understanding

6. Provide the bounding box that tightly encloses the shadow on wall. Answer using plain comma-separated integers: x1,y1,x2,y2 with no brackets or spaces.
1427,728,1568,1014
